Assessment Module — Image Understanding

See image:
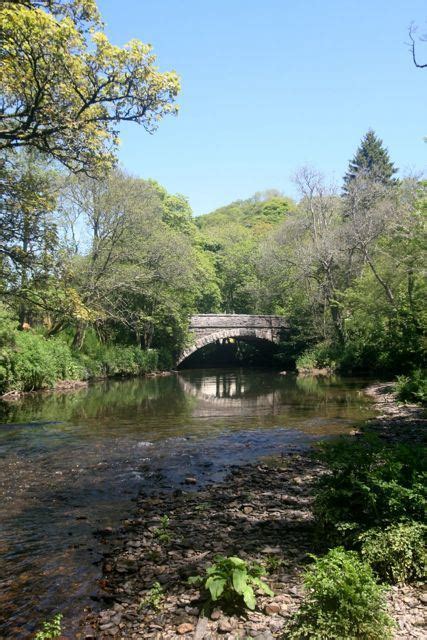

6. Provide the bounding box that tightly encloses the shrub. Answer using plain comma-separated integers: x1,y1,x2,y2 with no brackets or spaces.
286,548,394,640
188,555,273,611
395,369,427,405
0,310,160,393
313,435,426,546
11,332,58,391
360,523,427,584
48,337,85,381
76,343,159,379
296,342,338,371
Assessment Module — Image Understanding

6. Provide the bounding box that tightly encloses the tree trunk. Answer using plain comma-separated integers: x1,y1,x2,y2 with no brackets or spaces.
72,322,87,350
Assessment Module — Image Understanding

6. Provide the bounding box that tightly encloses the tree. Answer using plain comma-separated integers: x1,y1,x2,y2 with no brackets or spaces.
0,0,180,173
343,130,397,193
256,168,346,345
0,150,59,323
58,170,220,352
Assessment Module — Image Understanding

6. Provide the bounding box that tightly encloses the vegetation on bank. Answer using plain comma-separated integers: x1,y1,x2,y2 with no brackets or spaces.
287,547,394,640
280,425,426,638
0,304,160,395
395,368,427,405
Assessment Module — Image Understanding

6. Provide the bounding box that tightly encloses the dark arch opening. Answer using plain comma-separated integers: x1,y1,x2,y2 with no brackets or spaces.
178,336,286,369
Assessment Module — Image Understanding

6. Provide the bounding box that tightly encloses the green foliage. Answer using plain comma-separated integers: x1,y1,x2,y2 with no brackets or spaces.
34,613,63,640
197,190,294,313
0,313,159,394
153,515,172,544
296,342,338,371
139,581,164,611
338,266,425,373
313,435,426,546
264,555,284,573
343,129,397,191
1,0,179,173
359,523,427,584
286,548,393,640
0,331,84,393
395,369,427,405
188,555,273,611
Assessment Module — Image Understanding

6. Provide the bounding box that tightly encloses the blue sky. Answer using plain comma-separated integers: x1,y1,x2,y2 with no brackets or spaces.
98,0,427,215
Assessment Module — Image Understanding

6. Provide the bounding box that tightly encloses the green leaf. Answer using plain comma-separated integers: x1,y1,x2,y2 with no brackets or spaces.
242,586,257,610
205,576,226,601
232,568,248,595
252,577,274,596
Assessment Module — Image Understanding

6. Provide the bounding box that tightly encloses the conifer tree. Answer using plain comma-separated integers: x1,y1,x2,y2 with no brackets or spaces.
343,130,397,192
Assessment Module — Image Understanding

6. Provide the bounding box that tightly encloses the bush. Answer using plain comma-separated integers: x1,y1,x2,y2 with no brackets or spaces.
286,547,394,640
188,555,273,611
296,341,338,371
395,369,427,405
0,330,86,393
71,339,159,380
360,523,427,584
0,312,159,393
313,435,426,546
9,332,59,391
47,337,85,381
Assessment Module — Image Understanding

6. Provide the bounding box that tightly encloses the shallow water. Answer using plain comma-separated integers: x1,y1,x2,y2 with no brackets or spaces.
0,369,374,638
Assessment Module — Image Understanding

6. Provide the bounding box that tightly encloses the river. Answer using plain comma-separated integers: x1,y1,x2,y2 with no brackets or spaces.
0,369,375,638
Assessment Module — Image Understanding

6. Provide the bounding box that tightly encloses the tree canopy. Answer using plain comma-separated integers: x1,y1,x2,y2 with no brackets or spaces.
0,0,180,173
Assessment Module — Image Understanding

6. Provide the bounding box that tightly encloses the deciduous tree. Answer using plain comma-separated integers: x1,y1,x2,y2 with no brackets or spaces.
0,0,180,173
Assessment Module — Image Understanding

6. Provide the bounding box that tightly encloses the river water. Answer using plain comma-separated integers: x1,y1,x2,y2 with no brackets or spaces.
0,369,374,638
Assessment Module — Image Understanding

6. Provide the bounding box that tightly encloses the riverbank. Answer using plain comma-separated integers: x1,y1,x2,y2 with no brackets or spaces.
80,383,426,639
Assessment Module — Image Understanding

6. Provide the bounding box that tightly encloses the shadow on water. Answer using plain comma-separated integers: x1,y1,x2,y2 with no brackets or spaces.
0,369,375,638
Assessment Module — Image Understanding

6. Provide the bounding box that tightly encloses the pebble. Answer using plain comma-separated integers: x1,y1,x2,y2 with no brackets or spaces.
264,603,280,615
177,622,194,634
218,618,233,632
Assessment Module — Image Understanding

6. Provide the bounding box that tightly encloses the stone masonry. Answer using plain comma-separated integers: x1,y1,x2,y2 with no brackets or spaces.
177,314,288,366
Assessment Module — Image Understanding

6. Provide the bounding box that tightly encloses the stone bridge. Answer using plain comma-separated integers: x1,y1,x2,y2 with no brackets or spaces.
177,314,288,366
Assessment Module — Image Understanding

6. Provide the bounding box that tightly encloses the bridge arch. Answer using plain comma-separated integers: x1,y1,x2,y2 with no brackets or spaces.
176,314,288,367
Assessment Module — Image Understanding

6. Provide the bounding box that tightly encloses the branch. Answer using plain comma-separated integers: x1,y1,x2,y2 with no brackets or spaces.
409,24,427,69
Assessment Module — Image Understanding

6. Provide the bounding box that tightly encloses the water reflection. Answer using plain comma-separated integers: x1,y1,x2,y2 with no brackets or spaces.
0,369,374,638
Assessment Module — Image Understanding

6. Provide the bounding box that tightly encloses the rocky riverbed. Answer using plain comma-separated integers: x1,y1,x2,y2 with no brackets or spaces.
81,383,426,640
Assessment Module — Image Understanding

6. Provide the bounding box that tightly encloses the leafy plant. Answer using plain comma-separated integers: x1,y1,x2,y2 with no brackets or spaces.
153,515,172,544
313,435,426,546
286,548,394,640
139,581,164,611
296,342,337,371
395,369,427,405
265,555,284,573
360,523,427,584
34,613,63,640
188,555,273,611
